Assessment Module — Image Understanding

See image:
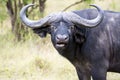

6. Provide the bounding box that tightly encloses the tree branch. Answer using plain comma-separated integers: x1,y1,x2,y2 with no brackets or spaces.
62,0,84,11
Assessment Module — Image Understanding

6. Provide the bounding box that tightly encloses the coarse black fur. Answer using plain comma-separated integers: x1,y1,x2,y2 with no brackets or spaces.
33,9,120,80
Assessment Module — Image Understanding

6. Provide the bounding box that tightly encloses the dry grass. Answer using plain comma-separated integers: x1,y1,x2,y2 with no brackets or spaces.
0,32,78,80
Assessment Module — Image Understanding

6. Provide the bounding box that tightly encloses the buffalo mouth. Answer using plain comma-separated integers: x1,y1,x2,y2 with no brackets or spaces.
56,42,67,48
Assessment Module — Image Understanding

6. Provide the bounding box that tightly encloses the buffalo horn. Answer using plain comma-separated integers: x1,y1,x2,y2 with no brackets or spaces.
20,4,62,28
63,4,104,27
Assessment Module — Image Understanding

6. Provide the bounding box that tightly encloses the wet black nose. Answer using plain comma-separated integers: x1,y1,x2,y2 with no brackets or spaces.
56,34,69,42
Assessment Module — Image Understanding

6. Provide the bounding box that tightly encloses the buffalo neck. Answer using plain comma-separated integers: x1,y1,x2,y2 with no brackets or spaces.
57,39,77,61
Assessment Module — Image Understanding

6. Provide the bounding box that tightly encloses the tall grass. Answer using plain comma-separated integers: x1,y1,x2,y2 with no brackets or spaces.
0,26,78,80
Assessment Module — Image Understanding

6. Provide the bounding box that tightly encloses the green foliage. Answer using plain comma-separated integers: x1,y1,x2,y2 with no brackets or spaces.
23,0,33,5
0,11,7,22
23,0,29,4
0,0,7,3
85,0,93,4
0,0,8,22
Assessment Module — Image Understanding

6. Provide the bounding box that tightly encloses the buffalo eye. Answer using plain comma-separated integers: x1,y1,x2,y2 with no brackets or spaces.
51,26,57,31
68,26,74,33
70,26,74,30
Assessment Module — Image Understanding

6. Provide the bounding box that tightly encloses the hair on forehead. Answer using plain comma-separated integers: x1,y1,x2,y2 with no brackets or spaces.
58,21,66,26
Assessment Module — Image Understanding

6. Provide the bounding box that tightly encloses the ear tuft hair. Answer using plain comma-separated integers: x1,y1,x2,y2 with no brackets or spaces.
32,27,49,38
74,27,86,44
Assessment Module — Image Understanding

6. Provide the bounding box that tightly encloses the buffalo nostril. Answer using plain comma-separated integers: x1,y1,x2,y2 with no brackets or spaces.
63,35,68,40
56,34,61,40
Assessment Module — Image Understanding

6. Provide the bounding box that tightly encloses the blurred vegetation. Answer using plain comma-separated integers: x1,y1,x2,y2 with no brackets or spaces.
0,0,47,41
0,0,120,80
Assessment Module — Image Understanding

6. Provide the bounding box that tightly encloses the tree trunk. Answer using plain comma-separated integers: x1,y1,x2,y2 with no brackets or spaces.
6,0,47,41
6,0,15,32
39,0,46,17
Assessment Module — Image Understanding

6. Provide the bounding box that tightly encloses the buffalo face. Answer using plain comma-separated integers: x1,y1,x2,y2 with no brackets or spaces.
50,21,74,50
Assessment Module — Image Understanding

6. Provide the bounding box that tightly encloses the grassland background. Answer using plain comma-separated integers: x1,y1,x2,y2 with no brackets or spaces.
0,0,120,80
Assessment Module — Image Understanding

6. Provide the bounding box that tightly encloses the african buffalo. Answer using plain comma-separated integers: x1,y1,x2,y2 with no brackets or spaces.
20,4,120,80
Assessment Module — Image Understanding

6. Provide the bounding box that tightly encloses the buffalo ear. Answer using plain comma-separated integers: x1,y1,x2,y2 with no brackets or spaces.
75,33,85,44
74,27,86,44
32,26,50,38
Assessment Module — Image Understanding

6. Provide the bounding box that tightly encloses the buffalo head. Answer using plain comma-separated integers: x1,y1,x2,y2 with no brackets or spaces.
20,4,104,51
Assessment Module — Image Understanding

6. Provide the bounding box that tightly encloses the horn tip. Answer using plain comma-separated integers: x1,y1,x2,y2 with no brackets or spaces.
89,4,97,7
22,4,35,9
